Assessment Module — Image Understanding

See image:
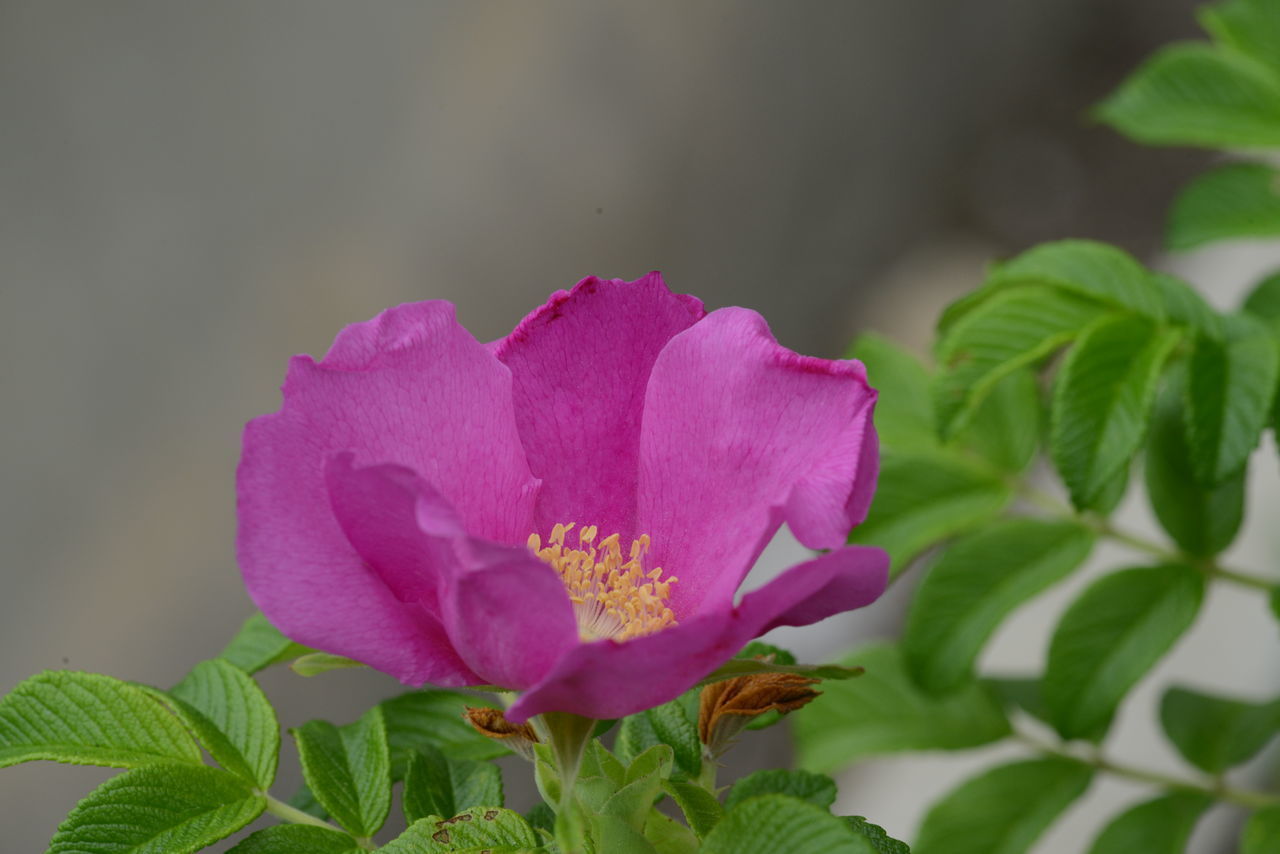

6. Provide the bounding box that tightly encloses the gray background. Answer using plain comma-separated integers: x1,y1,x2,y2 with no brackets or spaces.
9,1,1265,850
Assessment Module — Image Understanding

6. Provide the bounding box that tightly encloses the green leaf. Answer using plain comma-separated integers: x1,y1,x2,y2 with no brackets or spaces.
737,642,797,666
1146,370,1245,556
1244,805,1280,854
662,779,724,838
0,671,200,770
1186,313,1280,484
163,658,280,790
380,808,541,853
904,518,1095,695
984,241,1165,320
792,642,1010,773
1097,43,1280,148
702,794,875,854
219,612,311,675
1243,271,1280,325
645,809,701,853
1049,313,1180,509
292,707,392,838
724,769,837,811
1159,686,1280,773
1201,0,1280,74
848,332,939,452
227,825,363,854
1086,792,1211,854
1151,273,1224,339
615,711,663,767
47,764,265,854
404,746,503,825
842,817,909,854
645,700,701,778
959,368,1042,473
1044,564,1206,740
849,451,1013,578
380,690,510,776
985,677,1052,725
1168,162,1280,249
934,284,1107,436
913,759,1092,854
593,813,660,853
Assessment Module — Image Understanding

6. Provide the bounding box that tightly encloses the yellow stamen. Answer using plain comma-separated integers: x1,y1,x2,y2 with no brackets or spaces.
528,522,678,642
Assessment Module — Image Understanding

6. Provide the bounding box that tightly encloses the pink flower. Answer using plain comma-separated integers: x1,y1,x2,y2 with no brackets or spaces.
237,274,887,721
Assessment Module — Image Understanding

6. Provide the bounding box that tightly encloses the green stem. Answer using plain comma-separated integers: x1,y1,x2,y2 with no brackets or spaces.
263,794,373,847
1018,484,1277,593
1013,731,1280,810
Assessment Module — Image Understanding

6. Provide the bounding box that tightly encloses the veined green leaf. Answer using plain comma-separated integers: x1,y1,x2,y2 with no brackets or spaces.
959,368,1043,473
380,808,541,853
662,779,724,838
842,816,910,854
1168,162,1280,249
227,825,363,853
380,690,510,777
702,794,875,854
904,518,1095,695
913,759,1093,854
984,240,1164,319
1086,792,1212,854
848,332,939,452
645,699,701,778
1160,685,1280,773
1151,273,1223,339
162,658,280,790
1049,313,1180,509
0,671,200,770
1097,43,1280,148
724,769,837,811
849,450,1012,578
292,707,391,838
1146,371,1245,556
47,764,264,854
935,284,1107,436
1186,313,1280,484
290,653,366,677
792,643,1010,773
1244,805,1280,854
404,746,503,826
1045,564,1205,740
219,612,311,675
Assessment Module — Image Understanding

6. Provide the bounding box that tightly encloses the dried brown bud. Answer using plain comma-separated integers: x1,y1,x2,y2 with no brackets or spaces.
463,706,540,761
698,673,821,757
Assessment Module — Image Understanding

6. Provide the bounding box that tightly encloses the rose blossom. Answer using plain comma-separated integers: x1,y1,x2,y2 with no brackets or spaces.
237,273,887,721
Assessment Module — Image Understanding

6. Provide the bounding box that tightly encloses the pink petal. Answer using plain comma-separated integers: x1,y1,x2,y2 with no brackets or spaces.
327,456,580,691
492,273,704,539
237,301,538,682
635,307,878,616
506,545,888,722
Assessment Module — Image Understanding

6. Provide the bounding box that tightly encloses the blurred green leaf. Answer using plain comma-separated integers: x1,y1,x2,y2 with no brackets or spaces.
1201,0,1280,73
1151,273,1224,339
1049,313,1180,510
1160,686,1280,774
219,612,311,675
913,759,1092,854
1086,792,1211,854
793,643,1010,773
1244,805,1280,854
849,332,939,452
849,450,1012,578
1097,43,1280,148
904,518,1094,695
960,368,1043,473
1168,162,1280,249
1045,564,1205,740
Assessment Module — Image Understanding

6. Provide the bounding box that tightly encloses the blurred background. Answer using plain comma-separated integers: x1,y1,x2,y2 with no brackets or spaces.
6,0,1277,850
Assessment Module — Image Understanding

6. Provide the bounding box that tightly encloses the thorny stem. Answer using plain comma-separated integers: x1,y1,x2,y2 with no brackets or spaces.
263,793,374,849
1012,730,1280,810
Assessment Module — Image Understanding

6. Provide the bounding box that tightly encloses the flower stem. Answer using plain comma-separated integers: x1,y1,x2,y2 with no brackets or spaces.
1013,731,1280,810
263,793,373,847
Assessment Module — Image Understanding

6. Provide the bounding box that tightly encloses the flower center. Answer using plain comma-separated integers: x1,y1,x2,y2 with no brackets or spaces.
527,522,678,642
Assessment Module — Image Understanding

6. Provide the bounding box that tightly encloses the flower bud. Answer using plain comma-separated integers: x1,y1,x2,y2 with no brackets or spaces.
697,673,821,758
